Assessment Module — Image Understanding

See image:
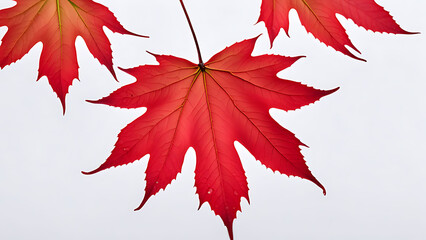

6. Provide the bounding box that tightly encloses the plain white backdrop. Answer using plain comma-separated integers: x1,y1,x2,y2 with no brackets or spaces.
0,0,425,239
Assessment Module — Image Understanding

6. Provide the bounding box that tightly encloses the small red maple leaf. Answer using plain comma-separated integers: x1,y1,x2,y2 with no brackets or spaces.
84,37,337,239
0,0,146,112
258,0,415,60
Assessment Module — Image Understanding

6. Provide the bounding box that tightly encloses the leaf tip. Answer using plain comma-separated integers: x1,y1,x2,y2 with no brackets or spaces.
345,49,366,62
311,177,326,196
81,170,95,175
318,86,340,99
396,28,419,35
60,100,66,115
146,51,158,57
134,194,150,211
86,99,102,104
133,33,150,38
294,55,306,62
111,69,118,82
327,86,340,95
268,36,274,49
81,167,103,175
226,222,234,240
116,26,149,38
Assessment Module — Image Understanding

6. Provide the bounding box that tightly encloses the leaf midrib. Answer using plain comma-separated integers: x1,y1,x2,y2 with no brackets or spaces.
1,0,47,63
202,69,232,224
299,0,339,43
206,69,303,175
68,0,109,64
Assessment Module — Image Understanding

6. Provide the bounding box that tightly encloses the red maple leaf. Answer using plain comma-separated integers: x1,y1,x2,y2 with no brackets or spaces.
83,37,337,239
0,0,145,112
258,0,414,60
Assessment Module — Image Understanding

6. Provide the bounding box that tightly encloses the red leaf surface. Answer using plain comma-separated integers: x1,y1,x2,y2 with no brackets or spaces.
0,0,145,112
258,0,414,60
84,37,337,239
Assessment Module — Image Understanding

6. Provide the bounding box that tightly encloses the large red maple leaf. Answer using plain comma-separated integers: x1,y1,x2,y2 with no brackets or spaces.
0,0,145,112
83,37,337,239
258,0,414,60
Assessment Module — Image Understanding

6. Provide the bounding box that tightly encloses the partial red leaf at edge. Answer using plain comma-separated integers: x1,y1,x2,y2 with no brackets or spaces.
258,0,415,60
0,0,146,112
83,37,338,239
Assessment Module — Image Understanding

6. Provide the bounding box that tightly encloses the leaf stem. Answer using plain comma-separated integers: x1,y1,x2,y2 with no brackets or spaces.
179,0,204,67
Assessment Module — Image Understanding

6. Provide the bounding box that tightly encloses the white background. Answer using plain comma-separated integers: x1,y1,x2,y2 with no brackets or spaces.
0,0,425,239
